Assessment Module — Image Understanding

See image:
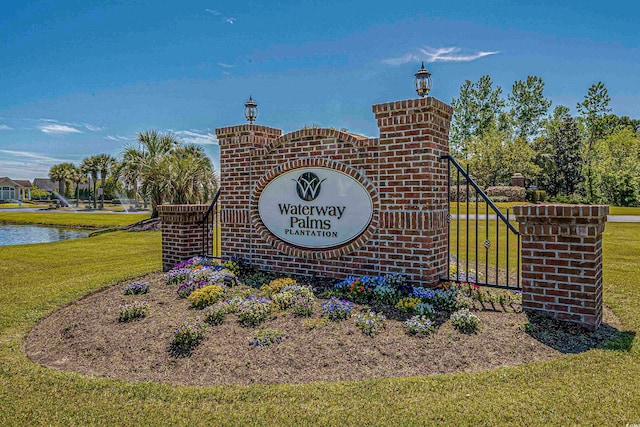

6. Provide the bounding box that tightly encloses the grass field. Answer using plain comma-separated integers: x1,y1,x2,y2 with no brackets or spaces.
0,211,151,228
450,201,640,216
0,216,639,424
449,219,520,285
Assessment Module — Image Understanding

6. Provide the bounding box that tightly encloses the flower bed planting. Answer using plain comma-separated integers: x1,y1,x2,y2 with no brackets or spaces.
24,257,619,387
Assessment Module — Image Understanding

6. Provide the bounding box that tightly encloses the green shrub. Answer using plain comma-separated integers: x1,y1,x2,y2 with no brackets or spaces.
188,285,226,309
449,185,477,202
249,329,285,347
355,310,386,337
405,315,437,337
414,302,435,318
123,281,150,295
395,297,421,313
172,320,206,350
203,301,230,325
373,283,400,306
485,186,526,202
290,293,315,317
321,298,354,321
450,309,480,334
237,296,274,327
118,301,150,322
271,291,294,310
526,189,547,203
261,277,297,297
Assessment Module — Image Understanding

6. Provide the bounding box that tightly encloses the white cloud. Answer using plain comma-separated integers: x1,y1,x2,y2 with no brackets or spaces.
105,135,132,142
36,119,103,133
83,123,104,132
175,130,219,145
205,8,236,24
383,46,500,65
217,62,235,68
38,124,83,134
0,124,12,130
0,150,78,180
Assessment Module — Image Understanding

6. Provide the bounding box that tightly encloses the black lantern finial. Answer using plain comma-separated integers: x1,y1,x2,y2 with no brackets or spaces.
244,95,258,124
414,62,432,97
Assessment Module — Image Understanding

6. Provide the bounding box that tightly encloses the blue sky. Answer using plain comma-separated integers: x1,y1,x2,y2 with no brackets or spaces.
1,0,638,180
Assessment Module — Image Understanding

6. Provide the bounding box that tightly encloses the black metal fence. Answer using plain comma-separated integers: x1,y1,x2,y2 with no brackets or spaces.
201,189,221,259
442,155,521,290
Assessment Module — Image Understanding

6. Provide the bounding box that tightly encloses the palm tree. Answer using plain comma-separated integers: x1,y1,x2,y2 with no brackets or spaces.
114,148,141,209
165,145,218,204
123,130,178,218
69,165,88,207
48,163,74,206
94,154,116,210
81,156,100,209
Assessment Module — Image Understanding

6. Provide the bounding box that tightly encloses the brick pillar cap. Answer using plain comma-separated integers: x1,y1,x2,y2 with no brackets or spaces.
512,204,609,219
215,124,283,138
157,204,209,213
372,96,453,115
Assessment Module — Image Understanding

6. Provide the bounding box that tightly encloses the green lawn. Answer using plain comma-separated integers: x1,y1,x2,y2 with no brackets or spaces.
0,202,40,209
450,202,640,216
0,222,639,424
0,211,150,228
449,219,520,285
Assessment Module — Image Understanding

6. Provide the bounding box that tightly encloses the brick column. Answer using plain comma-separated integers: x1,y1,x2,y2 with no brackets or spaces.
158,205,210,271
372,97,453,286
512,204,609,330
216,124,283,264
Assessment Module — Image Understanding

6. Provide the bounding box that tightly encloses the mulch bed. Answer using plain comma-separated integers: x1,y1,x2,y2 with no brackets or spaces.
24,273,622,386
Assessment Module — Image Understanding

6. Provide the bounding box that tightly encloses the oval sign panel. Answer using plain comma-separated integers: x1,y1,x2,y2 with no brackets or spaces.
258,167,374,249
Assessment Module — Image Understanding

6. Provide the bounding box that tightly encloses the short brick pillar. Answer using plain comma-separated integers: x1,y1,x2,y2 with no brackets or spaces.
157,205,210,272
512,204,609,330
511,173,525,188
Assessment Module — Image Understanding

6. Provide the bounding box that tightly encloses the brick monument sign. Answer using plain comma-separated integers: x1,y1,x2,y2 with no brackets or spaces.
158,93,608,330
215,97,453,287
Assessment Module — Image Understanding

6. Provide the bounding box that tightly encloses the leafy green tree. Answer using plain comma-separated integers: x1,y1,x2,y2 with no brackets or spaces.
450,80,475,157
30,186,49,199
450,75,505,158
466,128,539,187
507,76,552,141
599,114,640,137
536,116,584,197
577,81,611,201
592,128,640,206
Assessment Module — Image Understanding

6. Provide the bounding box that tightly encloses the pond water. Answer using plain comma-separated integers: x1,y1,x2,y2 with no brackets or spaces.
0,224,90,247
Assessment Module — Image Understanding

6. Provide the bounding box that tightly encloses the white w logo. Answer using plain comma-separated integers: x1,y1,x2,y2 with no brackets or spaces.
294,172,326,201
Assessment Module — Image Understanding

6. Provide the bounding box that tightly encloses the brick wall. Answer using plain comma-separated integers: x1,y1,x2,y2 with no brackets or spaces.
158,204,211,271
512,204,608,330
215,97,453,286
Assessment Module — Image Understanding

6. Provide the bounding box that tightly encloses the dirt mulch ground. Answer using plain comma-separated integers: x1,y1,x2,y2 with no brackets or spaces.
24,273,623,387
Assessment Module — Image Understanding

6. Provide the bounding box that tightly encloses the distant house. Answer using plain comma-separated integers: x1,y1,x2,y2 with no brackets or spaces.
32,178,59,193
0,177,32,201
32,177,91,199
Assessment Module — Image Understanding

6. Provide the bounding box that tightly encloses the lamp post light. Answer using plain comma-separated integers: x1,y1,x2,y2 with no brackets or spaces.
244,96,258,124
414,62,432,97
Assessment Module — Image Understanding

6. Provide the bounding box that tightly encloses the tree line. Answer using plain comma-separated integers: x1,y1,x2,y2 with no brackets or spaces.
451,76,640,206
48,130,218,217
